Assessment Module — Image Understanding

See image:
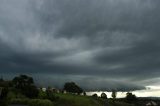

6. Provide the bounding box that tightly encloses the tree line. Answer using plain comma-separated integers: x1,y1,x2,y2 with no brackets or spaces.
0,74,137,105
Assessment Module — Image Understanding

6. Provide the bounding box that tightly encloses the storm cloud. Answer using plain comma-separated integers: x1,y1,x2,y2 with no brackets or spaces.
0,0,160,91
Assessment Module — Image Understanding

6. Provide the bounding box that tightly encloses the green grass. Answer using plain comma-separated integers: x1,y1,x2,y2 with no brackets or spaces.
10,98,54,106
8,92,135,106
54,93,134,106
54,93,104,106
29,99,54,106
108,101,134,106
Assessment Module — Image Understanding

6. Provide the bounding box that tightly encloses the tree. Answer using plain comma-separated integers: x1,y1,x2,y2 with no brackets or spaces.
46,86,57,101
23,85,39,98
0,87,9,106
0,78,12,87
12,75,39,98
111,90,117,102
63,82,83,94
13,75,33,89
92,93,98,98
0,77,4,81
83,92,86,96
125,92,137,102
101,92,107,99
0,87,8,99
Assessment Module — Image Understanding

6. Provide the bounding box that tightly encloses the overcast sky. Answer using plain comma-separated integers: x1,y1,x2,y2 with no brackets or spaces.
0,0,160,91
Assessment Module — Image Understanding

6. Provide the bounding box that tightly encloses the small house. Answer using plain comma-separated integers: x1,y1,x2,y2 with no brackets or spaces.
42,87,47,92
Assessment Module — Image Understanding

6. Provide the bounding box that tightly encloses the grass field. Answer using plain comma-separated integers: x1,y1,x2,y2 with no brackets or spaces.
54,93,104,106
9,92,135,106
53,93,134,106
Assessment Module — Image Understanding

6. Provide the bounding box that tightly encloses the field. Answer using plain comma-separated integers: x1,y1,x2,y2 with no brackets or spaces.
54,93,104,106
8,93,135,106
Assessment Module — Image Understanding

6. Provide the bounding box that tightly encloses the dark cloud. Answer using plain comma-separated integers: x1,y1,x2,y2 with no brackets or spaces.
0,0,160,91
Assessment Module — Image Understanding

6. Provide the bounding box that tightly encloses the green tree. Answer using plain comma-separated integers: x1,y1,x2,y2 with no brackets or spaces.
83,92,86,96
13,75,33,89
125,92,137,103
0,87,9,106
92,93,98,98
111,90,117,102
23,85,39,98
63,82,83,94
0,87,8,99
12,75,39,98
46,87,57,101
0,77,4,81
101,92,107,99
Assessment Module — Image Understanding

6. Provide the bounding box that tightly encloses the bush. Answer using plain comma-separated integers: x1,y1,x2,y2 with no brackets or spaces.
38,91,48,99
10,99,54,106
92,93,98,98
22,85,39,98
125,92,137,103
12,75,39,98
7,91,16,100
11,88,27,98
46,89,58,101
0,100,8,106
63,82,83,94
29,99,54,106
10,98,29,105
0,87,9,99
101,93,107,99
0,87,9,106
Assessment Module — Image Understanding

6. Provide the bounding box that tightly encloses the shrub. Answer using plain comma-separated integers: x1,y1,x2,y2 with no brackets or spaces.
7,91,16,100
92,93,98,98
10,99,54,106
63,82,83,94
125,92,137,102
101,93,107,99
38,91,48,99
0,87,9,99
29,99,54,106
0,100,8,106
22,85,39,98
0,87,9,106
46,89,58,101
12,75,39,98
10,98,29,105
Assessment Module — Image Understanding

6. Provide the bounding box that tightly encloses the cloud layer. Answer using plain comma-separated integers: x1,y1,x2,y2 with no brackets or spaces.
0,0,160,91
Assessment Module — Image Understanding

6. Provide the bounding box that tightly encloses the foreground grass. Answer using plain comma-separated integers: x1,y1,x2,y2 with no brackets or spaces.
10,99,53,106
108,101,134,106
9,93,135,106
54,93,134,106
54,93,104,106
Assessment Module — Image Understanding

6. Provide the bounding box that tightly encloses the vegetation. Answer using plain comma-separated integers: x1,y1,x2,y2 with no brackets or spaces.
125,92,137,103
63,82,83,94
0,75,159,106
92,93,98,98
12,75,39,98
29,99,54,106
54,93,104,106
101,92,107,99
112,90,117,102
0,87,9,106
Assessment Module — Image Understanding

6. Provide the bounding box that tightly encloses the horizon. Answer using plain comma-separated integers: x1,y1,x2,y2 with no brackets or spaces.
2,74,160,98
0,0,160,98
87,86,160,98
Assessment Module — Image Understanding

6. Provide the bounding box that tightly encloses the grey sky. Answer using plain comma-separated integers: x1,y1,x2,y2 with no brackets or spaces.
0,0,160,91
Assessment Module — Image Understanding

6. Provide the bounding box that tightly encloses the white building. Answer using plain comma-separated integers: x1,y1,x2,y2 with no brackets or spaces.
42,87,46,92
